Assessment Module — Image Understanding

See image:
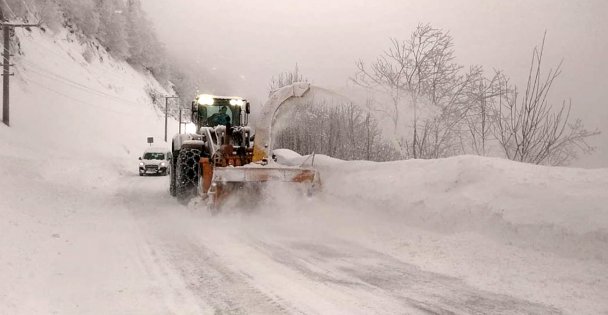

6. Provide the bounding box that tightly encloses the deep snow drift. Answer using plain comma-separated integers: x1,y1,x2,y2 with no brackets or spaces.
276,150,608,261
1,28,607,314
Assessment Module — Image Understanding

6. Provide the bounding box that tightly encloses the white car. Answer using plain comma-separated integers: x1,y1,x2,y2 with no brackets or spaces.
139,147,172,176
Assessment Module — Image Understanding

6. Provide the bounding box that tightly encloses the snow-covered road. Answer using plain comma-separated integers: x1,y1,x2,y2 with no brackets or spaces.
2,149,606,314
2,27,606,314
114,173,560,314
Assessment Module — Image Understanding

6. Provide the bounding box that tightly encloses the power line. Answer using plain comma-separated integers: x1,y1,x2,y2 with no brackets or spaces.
28,79,134,115
10,54,176,120
11,53,158,107
23,63,175,118
22,60,145,105
12,27,170,106
7,27,151,91
28,78,165,118
22,33,157,90
4,49,163,112
2,22,173,126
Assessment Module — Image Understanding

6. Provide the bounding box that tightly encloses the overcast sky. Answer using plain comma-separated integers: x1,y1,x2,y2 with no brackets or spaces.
142,0,607,167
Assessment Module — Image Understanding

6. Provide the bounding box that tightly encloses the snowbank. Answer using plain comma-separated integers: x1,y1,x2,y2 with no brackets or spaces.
315,154,608,261
275,148,608,261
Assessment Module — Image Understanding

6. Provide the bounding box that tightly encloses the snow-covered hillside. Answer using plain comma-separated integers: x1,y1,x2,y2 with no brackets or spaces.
0,28,178,313
1,28,607,314
4,28,176,159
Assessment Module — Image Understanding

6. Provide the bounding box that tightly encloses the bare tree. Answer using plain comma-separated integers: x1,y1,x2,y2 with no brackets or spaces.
269,65,400,161
459,69,505,155
353,23,476,159
493,33,599,165
272,97,399,161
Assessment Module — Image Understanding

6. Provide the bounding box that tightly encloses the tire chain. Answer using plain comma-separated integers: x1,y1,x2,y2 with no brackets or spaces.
176,148,202,202
169,150,179,197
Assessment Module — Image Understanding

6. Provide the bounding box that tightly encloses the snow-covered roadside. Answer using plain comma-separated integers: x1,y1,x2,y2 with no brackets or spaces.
0,28,179,314
274,149,608,314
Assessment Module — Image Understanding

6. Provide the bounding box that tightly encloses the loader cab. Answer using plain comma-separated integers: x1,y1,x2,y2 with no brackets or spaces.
192,94,251,129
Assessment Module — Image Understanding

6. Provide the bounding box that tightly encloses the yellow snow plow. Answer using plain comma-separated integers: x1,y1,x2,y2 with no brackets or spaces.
170,82,320,210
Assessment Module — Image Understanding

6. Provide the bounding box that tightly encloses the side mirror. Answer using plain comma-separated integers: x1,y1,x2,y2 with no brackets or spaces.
245,102,250,114
138,157,142,160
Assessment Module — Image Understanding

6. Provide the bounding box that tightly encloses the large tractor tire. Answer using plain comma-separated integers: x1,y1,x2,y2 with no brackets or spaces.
175,147,202,203
169,150,178,196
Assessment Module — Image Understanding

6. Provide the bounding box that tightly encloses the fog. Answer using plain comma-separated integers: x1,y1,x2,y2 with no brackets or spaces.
142,0,608,167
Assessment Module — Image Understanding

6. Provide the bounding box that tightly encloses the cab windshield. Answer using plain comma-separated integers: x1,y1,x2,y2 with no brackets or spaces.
197,99,241,127
143,152,165,160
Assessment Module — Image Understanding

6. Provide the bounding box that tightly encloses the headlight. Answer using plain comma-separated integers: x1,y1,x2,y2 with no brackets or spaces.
139,162,144,166
229,99,244,106
197,94,215,106
160,162,166,167
185,122,197,134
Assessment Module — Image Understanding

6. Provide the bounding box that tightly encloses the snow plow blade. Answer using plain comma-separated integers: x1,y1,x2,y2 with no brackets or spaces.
212,166,317,183
205,165,320,211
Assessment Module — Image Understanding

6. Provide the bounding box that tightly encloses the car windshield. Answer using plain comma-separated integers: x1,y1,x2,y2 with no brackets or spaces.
143,152,165,160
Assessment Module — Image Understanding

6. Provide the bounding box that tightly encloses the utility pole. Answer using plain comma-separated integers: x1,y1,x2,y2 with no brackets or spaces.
0,6,40,127
178,107,182,134
164,96,178,142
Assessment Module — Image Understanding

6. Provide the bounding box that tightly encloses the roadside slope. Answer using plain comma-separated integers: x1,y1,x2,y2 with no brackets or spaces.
0,28,179,314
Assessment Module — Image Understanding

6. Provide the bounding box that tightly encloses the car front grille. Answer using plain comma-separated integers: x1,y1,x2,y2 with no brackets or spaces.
145,165,159,171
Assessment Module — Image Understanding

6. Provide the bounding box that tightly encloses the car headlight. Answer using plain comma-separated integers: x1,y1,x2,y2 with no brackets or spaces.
160,162,166,167
139,162,144,167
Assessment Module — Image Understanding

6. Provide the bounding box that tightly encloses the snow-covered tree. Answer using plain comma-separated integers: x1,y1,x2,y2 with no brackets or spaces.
56,0,100,35
94,0,129,59
125,0,164,73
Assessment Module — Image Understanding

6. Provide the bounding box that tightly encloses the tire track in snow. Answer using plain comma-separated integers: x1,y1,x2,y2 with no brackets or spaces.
157,239,302,314
253,239,562,314
131,229,211,314
113,174,213,313
118,175,302,314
